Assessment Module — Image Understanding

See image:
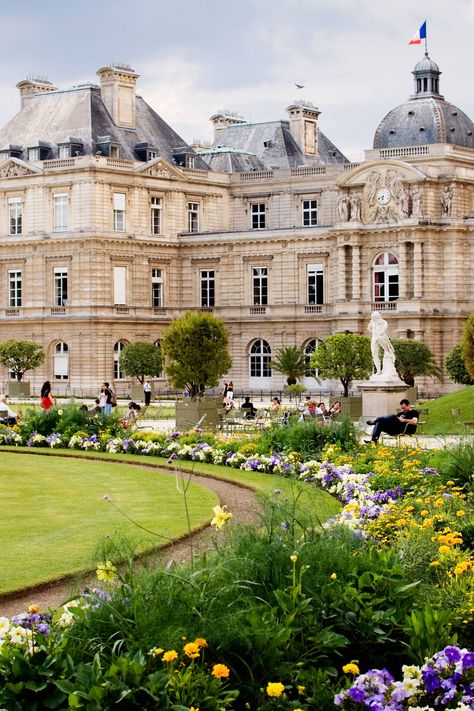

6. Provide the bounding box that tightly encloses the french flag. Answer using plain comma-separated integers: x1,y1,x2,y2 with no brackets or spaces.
408,20,427,45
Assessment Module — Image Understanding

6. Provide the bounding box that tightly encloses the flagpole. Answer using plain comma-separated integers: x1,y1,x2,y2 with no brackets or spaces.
424,21,428,55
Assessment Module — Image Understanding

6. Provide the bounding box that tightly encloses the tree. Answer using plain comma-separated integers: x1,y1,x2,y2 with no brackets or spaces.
0,340,45,381
310,333,372,397
462,313,474,381
392,339,442,387
161,311,232,398
445,343,474,385
119,341,164,384
270,346,307,385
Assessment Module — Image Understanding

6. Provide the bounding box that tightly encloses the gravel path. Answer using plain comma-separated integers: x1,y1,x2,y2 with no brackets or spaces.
0,467,260,618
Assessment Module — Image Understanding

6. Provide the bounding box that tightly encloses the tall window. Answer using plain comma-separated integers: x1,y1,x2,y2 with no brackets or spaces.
28,147,40,161
54,267,68,306
151,196,162,234
373,252,399,302
251,203,266,230
53,194,68,232
8,197,22,235
113,266,127,305
250,339,272,378
187,202,199,232
54,342,69,380
114,341,127,379
302,199,318,227
58,145,70,158
252,267,268,305
200,269,215,307
8,270,22,307
304,339,319,378
307,263,324,304
151,268,163,307
113,193,126,232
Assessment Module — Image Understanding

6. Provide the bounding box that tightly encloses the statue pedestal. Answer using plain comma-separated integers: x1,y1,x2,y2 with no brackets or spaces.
359,381,408,419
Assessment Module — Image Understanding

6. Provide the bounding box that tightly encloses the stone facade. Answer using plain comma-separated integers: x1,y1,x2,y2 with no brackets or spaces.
0,60,472,396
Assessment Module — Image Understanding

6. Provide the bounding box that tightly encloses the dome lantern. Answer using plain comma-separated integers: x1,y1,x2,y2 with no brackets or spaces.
412,52,442,98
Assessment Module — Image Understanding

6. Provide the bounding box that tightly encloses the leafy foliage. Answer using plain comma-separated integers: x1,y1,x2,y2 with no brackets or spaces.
462,312,474,381
0,339,44,381
392,338,442,387
310,333,372,397
446,343,474,385
162,311,232,398
119,341,163,384
270,345,307,385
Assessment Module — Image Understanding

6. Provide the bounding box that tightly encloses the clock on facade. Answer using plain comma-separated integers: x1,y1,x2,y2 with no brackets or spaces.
376,187,391,205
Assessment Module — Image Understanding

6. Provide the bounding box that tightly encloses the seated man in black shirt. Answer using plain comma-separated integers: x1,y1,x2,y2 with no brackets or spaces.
366,399,419,444
241,396,257,419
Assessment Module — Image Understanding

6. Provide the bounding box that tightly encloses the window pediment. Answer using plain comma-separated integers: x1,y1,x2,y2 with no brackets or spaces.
0,157,43,177
135,157,182,180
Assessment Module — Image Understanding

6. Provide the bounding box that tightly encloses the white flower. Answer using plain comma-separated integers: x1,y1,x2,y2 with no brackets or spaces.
0,616,10,637
57,611,75,627
9,626,27,644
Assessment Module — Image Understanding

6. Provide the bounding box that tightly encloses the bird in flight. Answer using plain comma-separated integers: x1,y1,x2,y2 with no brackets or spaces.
295,83,304,89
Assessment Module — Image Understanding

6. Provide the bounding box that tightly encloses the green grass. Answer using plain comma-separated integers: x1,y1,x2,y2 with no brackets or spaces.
0,452,217,594
420,385,474,435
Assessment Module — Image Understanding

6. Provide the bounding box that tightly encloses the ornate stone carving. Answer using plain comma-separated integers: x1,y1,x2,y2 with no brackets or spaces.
360,168,423,224
441,184,453,217
142,165,173,179
0,162,35,178
336,192,349,222
411,185,423,217
349,193,361,222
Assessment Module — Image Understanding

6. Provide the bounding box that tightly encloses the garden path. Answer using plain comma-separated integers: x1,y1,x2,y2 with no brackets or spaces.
0,468,259,618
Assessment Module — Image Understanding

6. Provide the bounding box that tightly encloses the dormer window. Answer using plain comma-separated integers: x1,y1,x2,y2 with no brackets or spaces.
27,143,50,161
28,147,40,161
58,145,70,158
96,136,120,158
148,150,157,160
110,145,120,158
0,151,9,163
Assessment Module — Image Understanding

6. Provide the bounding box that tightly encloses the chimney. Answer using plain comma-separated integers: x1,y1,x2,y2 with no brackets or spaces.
96,63,140,129
210,110,246,144
16,76,57,109
286,101,321,156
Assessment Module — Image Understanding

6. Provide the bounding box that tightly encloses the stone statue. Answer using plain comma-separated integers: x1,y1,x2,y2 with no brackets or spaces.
411,186,423,217
441,185,453,217
367,311,399,380
349,193,361,222
399,185,409,218
336,193,349,222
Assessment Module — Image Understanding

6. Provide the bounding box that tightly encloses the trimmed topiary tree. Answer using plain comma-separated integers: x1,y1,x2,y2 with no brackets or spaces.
462,313,474,381
310,333,372,397
119,341,163,384
392,338,442,387
0,339,45,382
445,343,474,385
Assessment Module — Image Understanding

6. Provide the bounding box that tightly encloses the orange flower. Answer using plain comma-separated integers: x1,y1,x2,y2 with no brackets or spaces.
162,650,178,663
211,663,230,678
183,642,200,659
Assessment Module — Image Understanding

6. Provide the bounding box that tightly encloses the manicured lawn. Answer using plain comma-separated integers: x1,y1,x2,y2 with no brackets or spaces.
0,452,217,594
420,385,474,435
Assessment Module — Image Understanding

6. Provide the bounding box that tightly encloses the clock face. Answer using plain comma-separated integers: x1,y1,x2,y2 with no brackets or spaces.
376,187,391,205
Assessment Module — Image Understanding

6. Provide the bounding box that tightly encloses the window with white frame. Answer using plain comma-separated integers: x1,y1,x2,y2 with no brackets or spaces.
113,193,126,232
252,266,268,305
307,263,324,304
114,341,127,379
113,266,127,305
110,145,120,158
8,270,22,307
250,339,272,378
8,197,22,235
53,267,68,306
302,199,318,227
54,342,69,380
58,145,70,158
187,155,196,169
151,268,163,307
187,202,199,233
28,147,40,162
373,252,399,302
53,193,68,232
251,203,266,229
200,269,215,307
150,196,162,234
304,338,319,378
148,150,157,160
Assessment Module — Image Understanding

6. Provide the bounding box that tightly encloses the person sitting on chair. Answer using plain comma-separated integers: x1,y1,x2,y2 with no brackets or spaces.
241,396,257,419
329,400,342,417
365,399,419,444
0,394,18,425
120,401,141,428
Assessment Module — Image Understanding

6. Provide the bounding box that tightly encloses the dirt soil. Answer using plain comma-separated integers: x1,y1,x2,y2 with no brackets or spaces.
0,469,259,618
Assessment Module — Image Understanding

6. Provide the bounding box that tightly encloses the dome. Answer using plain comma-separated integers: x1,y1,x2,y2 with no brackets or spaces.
373,54,474,150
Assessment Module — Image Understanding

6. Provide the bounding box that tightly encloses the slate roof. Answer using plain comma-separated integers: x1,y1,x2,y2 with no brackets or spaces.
202,119,347,172
0,85,209,167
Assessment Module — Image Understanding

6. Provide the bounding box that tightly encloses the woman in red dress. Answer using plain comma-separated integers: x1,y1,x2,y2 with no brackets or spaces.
40,381,54,410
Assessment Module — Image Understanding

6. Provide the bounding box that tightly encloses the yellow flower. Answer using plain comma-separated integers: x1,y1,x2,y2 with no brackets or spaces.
183,642,200,659
290,554,298,563
266,682,285,697
420,510,429,517
297,685,306,694
342,663,360,675
439,545,451,555
96,560,117,582
190,707,199,711
430,561,441,567
211,663,230,678
150,647,164,656
194,637,208,648
330,572,337,580
28,604,40,614
211,505,233,530
456,510,465,517
162,650,178,663
396,518,407,527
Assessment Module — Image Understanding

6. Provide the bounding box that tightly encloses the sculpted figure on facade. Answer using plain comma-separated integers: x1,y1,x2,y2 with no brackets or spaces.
399,185,410,218
336,192,349,222
368,311,399,381
349,193,361,222
411,186,423,217
441,185,453,217
0,163,31,178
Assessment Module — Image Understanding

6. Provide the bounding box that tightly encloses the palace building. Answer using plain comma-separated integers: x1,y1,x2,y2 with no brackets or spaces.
0,55,472,395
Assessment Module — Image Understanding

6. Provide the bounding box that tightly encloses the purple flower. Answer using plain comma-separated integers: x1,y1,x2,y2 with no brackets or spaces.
462,652,474,670
274,488,282,495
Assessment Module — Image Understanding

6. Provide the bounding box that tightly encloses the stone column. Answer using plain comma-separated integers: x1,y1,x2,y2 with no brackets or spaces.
398,241,407,299
338,245,347,300
413,242,423,299
352,244,361,300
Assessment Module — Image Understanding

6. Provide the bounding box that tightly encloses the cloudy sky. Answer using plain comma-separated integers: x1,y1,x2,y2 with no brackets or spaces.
0,0,472,161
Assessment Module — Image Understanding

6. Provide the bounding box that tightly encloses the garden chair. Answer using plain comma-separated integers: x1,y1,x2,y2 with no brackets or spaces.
381,421,419,447
450,408,474,432
416,407,429,435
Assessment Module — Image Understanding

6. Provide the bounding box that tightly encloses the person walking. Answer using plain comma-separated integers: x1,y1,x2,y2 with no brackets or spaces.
143,381,152,407
40,381,54,410
102,382,113,415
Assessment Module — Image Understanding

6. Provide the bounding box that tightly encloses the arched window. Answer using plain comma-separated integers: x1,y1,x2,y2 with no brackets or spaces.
372,252,399,302
114,341,127,380
304,339,319,378
54,342,69,380
249,339,271,379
